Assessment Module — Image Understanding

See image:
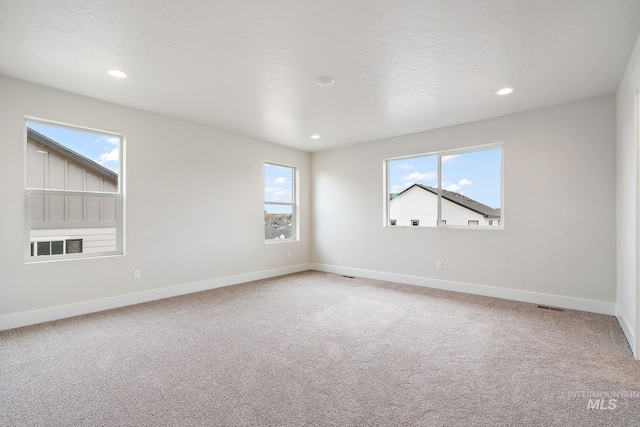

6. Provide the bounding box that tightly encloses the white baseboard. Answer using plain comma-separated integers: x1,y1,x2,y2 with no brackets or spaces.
0,263,313,332
311,263,616,315
1,262,619,333
616,305,638,359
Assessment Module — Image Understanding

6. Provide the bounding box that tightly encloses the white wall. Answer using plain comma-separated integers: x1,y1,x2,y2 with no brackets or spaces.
616,35,640,358
312,96,617,311
0,76,311,327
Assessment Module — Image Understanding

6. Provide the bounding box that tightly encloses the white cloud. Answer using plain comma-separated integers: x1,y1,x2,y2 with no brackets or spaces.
401,171,436,182
441,154,459,163
274,177,286,184
96,135,120,146
265,186,290,201
443,179,472,192
98,148,118,163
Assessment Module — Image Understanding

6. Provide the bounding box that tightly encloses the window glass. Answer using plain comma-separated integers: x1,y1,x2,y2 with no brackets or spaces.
387,145,502,228
264,163,296,241
25,120,123,260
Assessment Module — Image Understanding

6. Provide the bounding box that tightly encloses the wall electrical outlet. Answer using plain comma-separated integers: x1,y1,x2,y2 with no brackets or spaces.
133,269,141,280
288,251,292,258
436,261,443,270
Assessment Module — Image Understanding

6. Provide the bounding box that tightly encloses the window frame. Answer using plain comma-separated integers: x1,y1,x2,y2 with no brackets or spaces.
264,161,298,243
384,143,504,230
23,117,125,262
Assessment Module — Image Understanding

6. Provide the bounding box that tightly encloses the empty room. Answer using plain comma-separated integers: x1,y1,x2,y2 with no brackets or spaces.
2,1,640,425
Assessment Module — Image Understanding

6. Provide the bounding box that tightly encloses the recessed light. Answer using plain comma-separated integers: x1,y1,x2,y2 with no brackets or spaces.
311,135,320,139
496,87,513,95
108,69,127,79
315,77,335,87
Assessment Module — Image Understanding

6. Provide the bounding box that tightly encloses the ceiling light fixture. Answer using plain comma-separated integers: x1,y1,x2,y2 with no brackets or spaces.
496,87,513,95
315,77,335,87
108,68,127,79
311,135,320,139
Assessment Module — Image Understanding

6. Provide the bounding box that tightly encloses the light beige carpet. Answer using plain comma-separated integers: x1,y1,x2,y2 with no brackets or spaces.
1,271,639,426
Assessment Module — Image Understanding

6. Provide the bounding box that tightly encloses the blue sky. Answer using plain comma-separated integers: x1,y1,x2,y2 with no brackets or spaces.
265,163,293,214
27,122,120,174
389,147,502,209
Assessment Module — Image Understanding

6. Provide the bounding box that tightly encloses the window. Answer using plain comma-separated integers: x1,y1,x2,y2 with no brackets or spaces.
386,144,502,228
264,162,296,241
25,119,124,260
30,239,83,257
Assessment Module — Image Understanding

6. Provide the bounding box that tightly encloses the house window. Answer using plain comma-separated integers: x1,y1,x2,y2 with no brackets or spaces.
30,239,83,257
386,144,503,228
390,219,397,226
25,119,124,261
264,162,297,241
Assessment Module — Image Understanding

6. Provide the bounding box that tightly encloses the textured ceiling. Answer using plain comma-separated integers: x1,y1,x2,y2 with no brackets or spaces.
1,0,639,151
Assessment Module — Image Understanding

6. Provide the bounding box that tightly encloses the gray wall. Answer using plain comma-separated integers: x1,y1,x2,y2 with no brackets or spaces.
0,75,311,319
312,96,616,305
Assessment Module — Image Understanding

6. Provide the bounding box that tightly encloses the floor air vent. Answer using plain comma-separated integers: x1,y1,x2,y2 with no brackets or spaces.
342,275,355,279
537,305,565,312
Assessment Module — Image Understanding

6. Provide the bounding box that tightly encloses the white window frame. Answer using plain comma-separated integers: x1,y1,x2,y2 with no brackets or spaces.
24,117,125,262
384,143,504,230
264,161,298,242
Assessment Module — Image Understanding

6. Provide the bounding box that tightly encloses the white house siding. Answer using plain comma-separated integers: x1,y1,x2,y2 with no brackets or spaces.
390,186,438,226
389,186,497,226
441,198,487,226
30,227,117,255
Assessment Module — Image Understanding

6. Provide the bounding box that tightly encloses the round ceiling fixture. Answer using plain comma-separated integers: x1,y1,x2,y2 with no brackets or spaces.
496,87,513,95
108,68,127,79
310,135,321,139
315,76,335,87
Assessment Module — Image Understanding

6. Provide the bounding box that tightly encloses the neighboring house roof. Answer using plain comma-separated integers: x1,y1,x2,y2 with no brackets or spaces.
393,183,501,219
27,128,118,184
265,220,293,240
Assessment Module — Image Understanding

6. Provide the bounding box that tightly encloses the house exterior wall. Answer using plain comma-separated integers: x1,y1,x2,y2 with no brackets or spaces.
30,227,116,255
389,186,438,226
27,136,118,254
440,198,491,226
389,186,491,226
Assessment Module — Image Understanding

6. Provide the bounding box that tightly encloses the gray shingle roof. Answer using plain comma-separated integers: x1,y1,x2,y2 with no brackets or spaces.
265,220,293,240
395,184,500,219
